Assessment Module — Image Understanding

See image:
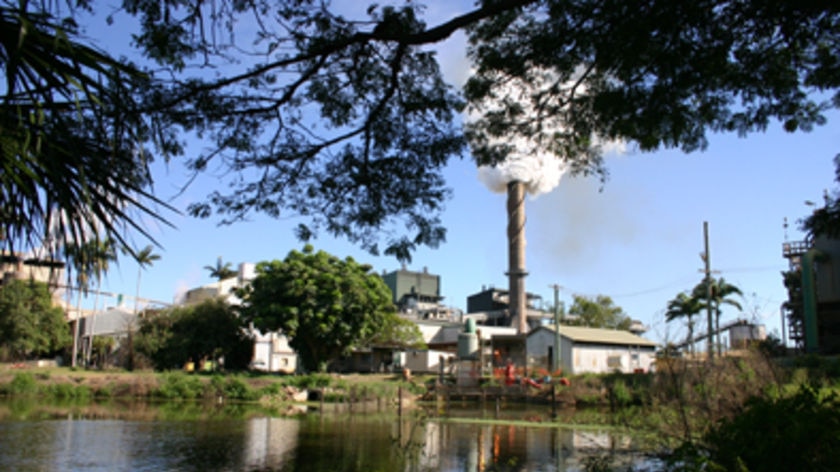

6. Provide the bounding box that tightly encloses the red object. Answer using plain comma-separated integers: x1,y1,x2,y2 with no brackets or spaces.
504,363,516,386
523,377,541,388
558,377,571,386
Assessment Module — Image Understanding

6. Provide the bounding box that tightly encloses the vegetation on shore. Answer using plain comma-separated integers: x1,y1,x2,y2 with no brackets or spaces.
3,350,840,471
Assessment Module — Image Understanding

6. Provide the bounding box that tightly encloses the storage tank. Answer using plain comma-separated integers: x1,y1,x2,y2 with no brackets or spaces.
730,323,766,349
458,318,479,359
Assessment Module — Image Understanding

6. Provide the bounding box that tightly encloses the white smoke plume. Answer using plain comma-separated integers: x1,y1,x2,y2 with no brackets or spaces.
469,68,624,195
477,153,567,196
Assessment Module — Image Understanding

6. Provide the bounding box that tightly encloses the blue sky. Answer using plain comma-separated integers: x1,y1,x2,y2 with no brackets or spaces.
78,2,838,347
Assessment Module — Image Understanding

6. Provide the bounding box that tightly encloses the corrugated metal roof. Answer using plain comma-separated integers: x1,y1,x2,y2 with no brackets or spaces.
538,325,658,347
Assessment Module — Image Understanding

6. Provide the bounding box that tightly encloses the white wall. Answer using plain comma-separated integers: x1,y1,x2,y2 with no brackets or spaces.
527,329,655,375
403,349,455,374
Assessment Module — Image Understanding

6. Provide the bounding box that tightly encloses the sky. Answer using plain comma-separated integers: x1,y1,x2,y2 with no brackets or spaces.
73,2,839,348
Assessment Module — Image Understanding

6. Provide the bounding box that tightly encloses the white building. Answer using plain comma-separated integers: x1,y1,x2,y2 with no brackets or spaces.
526,325,657,374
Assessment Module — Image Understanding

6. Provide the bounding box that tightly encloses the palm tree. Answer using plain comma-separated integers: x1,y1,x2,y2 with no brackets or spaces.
65,243,93,368
693,277,744,356
665,292,703,356
204,257,237,298
84,239,117,366
133,245,161,315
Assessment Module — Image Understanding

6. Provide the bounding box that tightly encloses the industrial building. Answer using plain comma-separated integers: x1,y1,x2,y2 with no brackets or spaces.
382,267,461,321
527,325,657,375
783,235,840,353
465,286,550,329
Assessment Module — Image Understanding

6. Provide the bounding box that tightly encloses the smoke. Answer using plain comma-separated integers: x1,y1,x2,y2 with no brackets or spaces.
469,68,624,196
478,153,568,196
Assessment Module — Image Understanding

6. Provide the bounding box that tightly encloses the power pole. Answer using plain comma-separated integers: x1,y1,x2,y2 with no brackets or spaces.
550,284,562,372
703,221,714,360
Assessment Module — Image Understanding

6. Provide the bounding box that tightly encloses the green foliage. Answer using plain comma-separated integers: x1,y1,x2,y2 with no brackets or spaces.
134,298,253,371
43,383,92,400
155,373,207,400
9,1,840,264
0,279,71,360
0,1,172,257
209,376,258,401
566,294,632,330
4,373,39,396
701,386,840,472
467,1,840,167
237,246,397,372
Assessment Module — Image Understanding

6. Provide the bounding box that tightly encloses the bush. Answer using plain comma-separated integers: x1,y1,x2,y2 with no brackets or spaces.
43,383,91,399
701,385,840,472
4,373,39,396
155,373,207,399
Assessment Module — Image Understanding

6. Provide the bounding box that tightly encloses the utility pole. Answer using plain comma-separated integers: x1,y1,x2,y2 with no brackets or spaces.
702,221,714,360
550,284,562,372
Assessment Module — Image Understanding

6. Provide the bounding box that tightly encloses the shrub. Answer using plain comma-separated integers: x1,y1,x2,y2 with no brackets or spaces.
702,385,840,472
5,373,39,396
155,373,206,399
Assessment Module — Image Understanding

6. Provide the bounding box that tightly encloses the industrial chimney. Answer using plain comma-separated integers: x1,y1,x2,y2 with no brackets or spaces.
506,181,528,334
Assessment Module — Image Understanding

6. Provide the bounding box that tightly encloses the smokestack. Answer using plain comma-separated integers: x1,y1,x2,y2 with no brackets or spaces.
506,181,528,334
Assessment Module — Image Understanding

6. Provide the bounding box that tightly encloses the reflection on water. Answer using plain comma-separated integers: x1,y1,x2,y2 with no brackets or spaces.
0,401,656,471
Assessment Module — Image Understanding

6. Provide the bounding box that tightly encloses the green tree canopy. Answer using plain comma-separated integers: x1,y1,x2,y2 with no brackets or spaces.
134,298,253,371
5,1,840,263
0,279,70,361
236,245,398,372
566,294,631,330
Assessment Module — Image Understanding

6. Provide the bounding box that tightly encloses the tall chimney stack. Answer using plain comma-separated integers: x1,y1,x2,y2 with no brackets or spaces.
506,181,528,334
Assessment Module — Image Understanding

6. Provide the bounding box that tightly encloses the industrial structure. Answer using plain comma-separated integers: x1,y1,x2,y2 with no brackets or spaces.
382,267,461,321
465,286,548,328
783,235,840,354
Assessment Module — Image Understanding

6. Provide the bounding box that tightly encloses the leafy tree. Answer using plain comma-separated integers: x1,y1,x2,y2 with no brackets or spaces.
7,1,840,264
665,291,703,356
236,245,397,372
692,277,744,356
365,315,426,349
566,294,631,330
0,279,70,361
134,298,253,371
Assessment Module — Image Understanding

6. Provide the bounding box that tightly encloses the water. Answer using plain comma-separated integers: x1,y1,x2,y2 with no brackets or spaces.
0,401,657,471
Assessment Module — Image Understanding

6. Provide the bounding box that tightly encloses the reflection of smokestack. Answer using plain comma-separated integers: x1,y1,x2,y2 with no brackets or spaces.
506,181,528,334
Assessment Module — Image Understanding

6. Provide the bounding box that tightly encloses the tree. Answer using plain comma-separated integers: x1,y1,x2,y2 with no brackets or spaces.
803,154,840,238
204,257,237,297
0,279,71,361
692,277,744,356
134,298,253,371
665,291,704,356
6,1,840,263
0,1,173,259
566,294,632,330
132,245,161,315
364,315,426,350
84,238,117,365
236,245,397,372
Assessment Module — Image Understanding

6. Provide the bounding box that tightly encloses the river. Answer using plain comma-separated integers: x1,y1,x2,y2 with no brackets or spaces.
0,400,659,471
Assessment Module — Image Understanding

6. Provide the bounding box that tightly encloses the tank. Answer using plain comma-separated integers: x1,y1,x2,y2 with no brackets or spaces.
458,319,479,359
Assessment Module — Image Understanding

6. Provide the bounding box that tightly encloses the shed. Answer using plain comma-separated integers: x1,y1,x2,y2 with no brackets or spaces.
526,325,658,374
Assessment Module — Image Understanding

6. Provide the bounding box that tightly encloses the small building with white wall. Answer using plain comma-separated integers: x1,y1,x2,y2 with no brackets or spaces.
527,325,657,374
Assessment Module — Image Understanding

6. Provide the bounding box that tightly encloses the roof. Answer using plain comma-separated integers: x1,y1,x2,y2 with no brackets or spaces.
533,325,658,348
